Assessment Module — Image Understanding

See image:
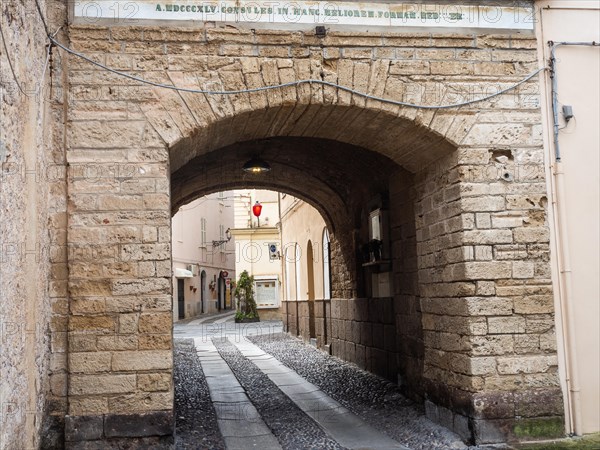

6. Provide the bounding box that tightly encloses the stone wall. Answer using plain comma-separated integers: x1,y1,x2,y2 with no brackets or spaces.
283,300,331,349
330,298,397,379
63,21,561,445
390,170,423,398
414,145,562,443
0,0,67,448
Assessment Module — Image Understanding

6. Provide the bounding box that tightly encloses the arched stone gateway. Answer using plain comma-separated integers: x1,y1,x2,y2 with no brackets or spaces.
59,22,562,448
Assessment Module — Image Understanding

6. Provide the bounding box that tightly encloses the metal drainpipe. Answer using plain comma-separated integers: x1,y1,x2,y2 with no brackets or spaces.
278,192,286,330
548,40,599,437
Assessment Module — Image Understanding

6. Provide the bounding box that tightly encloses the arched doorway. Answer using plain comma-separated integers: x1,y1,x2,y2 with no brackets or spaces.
306,240,315,301
65,67,560,444
294,243,302,336
200,270,206,314
306,240,316,339
294,244,302,301
217,277,226,311
177,278,185,320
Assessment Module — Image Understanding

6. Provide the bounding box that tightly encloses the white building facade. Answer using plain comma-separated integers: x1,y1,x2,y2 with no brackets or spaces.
172,193,236,320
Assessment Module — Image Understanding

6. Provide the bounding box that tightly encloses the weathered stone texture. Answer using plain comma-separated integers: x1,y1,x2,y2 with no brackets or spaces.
59,20,557,447
0,0,68,448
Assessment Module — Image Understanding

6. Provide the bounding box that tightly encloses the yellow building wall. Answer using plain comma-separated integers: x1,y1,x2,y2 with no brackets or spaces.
231,227,283,311
280,194,330,301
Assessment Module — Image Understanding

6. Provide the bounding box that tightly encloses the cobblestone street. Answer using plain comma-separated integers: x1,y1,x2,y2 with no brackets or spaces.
174,314,509,450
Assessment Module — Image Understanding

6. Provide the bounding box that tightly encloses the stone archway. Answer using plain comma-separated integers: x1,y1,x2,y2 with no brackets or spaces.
62,24,561,447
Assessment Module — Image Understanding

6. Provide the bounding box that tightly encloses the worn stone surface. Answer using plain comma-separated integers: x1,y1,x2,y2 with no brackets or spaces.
0,0,68,448
0,14,561,448
104,411,174,438
65,415,104,442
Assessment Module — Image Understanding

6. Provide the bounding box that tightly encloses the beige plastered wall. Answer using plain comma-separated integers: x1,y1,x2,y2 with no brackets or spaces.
536,0,600,435
280,194,329,301
232,189,284,315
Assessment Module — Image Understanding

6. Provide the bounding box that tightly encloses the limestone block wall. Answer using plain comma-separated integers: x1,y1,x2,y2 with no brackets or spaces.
390,171,423,397
63,21,562,445
414,147,562,442
284,300,331,349
331,298,397,379
65,118,174,446
65,27,175,450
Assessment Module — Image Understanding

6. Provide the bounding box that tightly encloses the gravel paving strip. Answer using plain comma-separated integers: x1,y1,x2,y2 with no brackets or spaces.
213,336,347,450
175,338,226,450
249,333,510,450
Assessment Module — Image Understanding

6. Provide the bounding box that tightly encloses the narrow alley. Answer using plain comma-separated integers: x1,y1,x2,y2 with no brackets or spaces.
174,314,503,450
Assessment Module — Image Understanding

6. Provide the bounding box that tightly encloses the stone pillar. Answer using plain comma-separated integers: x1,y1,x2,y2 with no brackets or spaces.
416,149,563,444
66,117,174,447
389,170,423,397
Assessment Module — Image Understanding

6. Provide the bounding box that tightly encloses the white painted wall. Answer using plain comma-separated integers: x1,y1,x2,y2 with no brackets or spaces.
234,189,279,229
536,0,600,435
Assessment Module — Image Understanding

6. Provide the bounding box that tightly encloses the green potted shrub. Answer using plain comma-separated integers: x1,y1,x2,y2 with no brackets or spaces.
234,270,260,323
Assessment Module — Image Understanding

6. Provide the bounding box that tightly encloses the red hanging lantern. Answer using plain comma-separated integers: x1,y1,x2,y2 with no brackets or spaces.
252,201,263,218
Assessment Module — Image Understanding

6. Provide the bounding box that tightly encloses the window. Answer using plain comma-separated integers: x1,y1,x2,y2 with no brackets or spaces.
219,225,226,253
285,246,292,301
295,244,302,300
200,218,207,246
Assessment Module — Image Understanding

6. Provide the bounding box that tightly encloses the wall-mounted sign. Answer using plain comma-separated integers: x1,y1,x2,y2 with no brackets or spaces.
74,1,534,31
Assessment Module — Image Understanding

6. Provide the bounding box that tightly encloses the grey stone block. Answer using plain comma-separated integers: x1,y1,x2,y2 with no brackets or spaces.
453,414,471,443
438,405,454,431
104,411,174,438
65,436,174,449
65,415,104,442
472,418,506,444
425,400,439,423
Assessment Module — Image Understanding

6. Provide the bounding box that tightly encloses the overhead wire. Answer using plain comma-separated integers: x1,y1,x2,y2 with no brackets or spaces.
0,19,30,96
0,0,60,98
48,34,546,110
31,0,545,110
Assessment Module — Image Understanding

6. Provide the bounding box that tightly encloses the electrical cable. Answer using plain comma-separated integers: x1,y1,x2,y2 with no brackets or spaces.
0,0,59,98
41,27,61,83
47,34,545,110
29,0,546,110
33,0,50,36
549,41,599,161
0,20,30,96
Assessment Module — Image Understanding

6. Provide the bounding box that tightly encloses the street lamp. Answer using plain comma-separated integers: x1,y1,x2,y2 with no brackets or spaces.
212,228,232,248
243,157,271,173
252,201,262,227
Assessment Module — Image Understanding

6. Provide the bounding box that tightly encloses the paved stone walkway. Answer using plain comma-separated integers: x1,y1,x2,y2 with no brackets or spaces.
175,317,409,450
230,336,407,450
194,336,282,450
